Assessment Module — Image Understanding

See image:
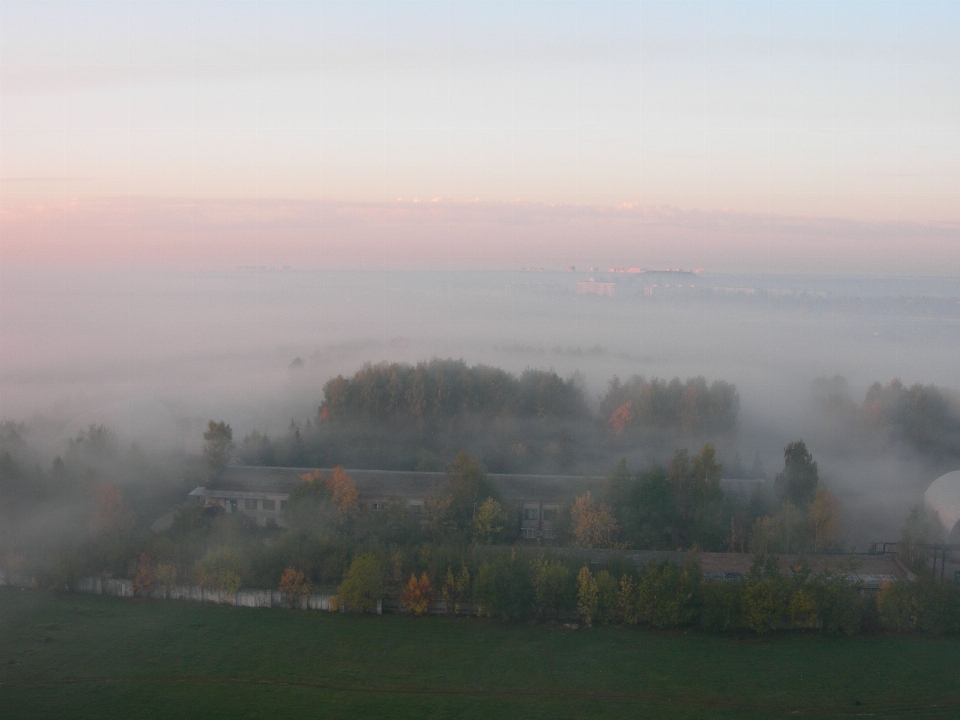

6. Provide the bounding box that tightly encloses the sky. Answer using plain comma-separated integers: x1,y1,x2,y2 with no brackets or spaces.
1,0,959,273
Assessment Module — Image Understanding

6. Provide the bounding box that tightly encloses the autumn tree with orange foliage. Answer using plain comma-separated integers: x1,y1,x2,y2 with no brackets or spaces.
133,552,155,596
571,491,619,548
608,401,634,435
401,572,434,615
287,467,359,532
279,567,311,607
327,466,359,517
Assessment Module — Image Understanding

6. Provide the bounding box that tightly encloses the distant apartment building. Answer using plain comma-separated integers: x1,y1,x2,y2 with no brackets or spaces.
577,279,616,296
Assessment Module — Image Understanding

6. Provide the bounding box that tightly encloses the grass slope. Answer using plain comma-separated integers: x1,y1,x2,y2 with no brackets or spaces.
2,587,958,719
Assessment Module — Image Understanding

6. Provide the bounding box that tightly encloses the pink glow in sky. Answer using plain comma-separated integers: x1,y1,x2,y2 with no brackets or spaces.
2,1,959,273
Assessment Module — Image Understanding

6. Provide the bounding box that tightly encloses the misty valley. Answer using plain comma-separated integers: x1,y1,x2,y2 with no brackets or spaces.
3,338,960,632
2,270,960,720
4,2,960,715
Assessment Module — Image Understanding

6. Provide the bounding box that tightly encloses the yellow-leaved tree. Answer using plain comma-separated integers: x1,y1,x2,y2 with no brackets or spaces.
472,497,505,544
576,566,599,626
809,487,841,552
571,492,619,548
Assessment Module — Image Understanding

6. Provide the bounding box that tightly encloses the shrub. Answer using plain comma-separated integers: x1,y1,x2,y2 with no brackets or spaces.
814,574,864,636
196,546,246,595
440,564,471,615
530,556,573,620
576,566,599,626
698,580,741,632
877,580,918,632
914,579,960,634
635,560,700,629
474,551,534,621
618,575,639,625
155,563,178,590
595,570,621,625
788,584,819,629
338,553,384,613
742,578,786,634
740,555,788,634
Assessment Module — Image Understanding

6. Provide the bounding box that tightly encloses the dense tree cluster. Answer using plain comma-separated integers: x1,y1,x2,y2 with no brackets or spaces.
600,375,739,436
604,445,726,550
232,362,743,474
344,549,960,636
0,421,188,570
4,423,960,637
597,441,842,555
862,379,960,459
813,376,960,463
322,360,587,423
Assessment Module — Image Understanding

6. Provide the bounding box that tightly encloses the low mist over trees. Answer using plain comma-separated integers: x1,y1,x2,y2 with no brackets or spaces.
813,376,960,465
600,375,739,436
235,359,741,474
863,380,960,460
202,421,234,474
322,359,587,423
5,414,960,637
4,362,960,638
603,445,726,551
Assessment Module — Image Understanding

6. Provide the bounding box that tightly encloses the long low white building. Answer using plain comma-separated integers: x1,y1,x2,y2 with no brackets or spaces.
191,465,768,539
190,465,606,539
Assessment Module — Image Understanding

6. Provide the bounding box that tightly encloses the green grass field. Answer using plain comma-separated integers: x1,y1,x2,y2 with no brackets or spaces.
2,587,958,719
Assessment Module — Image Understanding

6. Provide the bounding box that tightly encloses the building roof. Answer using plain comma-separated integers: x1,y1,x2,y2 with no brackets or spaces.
925,470,960,537
209,465,606,503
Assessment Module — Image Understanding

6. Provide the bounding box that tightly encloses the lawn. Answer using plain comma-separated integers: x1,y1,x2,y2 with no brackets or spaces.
2,587,958,719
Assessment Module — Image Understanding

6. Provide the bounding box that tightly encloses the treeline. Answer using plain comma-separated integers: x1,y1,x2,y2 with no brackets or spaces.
584,441,841,556
394,550,960,635
322,359,587,422
600,376,739,436
6,432,960,637
9,441,838,599
863,379,960,459
814,377,960,462
236,360,741,473
0,422,187,552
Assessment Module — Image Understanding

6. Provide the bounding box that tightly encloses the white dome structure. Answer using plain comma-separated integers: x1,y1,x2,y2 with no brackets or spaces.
924,470,960,539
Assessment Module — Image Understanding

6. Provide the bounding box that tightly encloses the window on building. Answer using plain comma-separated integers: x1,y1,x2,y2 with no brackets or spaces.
542,508,558,521
543,528,555,539
409,503,422,514
262,499,276,511
521,527,538,539
244,499,258,510
372,503,383,511
523,508,539,521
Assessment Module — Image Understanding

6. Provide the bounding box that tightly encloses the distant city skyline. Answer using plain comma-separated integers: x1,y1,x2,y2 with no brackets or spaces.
2,1,958,273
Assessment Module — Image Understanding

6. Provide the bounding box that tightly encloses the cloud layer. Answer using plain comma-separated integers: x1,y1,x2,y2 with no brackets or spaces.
3,197,957,275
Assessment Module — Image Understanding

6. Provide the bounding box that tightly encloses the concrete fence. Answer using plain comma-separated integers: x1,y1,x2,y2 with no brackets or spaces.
73,575,381,614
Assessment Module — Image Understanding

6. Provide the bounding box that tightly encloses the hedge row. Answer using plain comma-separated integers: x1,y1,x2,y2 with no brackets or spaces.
372,552,960,635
